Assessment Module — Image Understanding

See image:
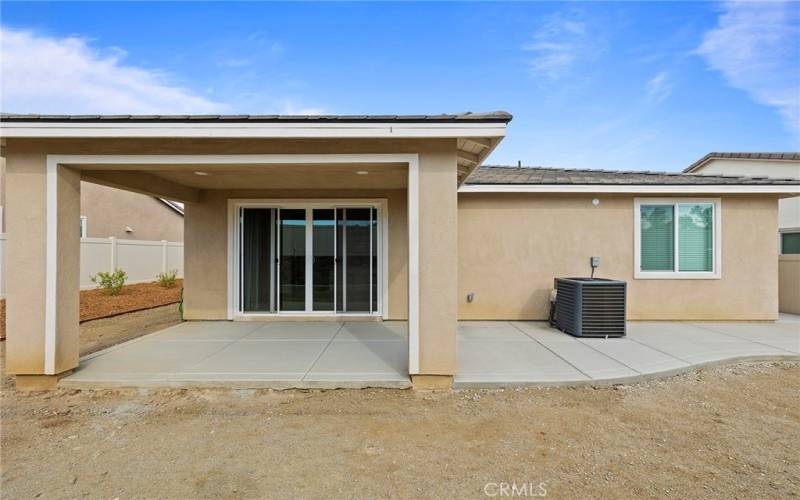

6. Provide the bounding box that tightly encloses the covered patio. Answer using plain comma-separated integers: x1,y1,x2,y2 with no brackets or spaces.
62,321,411,389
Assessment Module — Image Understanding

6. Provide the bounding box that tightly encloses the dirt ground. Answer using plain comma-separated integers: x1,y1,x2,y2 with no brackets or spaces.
1,312,799,499
78,279,183,322
79,303,182,355
0,280,182,339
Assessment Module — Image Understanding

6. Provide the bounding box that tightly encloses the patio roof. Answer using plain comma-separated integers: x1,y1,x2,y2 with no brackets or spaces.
0,111,513,123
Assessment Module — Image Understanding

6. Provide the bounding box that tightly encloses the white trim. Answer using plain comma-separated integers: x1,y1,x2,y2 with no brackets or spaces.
407,156,419,374
44,159,58,374
50,152,420,378
633,197,722,280
459,184,800,194
2,122,507,139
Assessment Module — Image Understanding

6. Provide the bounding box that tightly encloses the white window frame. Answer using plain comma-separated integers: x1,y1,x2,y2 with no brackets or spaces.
79,215,88,238
634,197,722,280
779,228,800,256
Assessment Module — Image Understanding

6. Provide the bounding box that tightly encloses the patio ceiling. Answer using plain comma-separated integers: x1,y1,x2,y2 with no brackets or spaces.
143,163,408,190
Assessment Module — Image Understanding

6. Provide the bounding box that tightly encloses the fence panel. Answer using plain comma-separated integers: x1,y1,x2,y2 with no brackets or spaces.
0,235,184,296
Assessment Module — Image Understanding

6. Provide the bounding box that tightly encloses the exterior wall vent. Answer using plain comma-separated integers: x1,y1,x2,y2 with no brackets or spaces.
554,278,627,337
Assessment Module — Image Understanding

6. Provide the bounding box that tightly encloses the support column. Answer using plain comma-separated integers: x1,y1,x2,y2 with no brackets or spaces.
411,142,459,389
6,153,81,389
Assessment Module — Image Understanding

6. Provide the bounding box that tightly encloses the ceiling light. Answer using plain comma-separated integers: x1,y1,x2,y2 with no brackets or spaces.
356,170,369,175
194,171,210,176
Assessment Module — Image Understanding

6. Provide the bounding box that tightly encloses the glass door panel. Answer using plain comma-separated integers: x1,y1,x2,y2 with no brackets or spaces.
312,209,336,311
336,208,372,313
241,208,273,312
279,209,306,311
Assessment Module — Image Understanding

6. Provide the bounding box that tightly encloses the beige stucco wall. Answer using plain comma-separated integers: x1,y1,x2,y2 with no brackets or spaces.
183,188,408,321
5,153,80,374
458,193,779,321
81,181,183,241
779,255,800,314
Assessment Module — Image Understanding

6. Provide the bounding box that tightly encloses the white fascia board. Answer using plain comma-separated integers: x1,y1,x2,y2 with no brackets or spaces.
458,184,800,194
0,122,508,139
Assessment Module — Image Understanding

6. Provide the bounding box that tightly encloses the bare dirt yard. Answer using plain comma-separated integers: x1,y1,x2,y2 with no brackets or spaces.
0,280,182,339
1,312,798,498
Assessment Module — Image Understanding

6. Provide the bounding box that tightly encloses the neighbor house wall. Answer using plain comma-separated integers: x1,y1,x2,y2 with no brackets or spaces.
458,193,779,321
80,181,184,241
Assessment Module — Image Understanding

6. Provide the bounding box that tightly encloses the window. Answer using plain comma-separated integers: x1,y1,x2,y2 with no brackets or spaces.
781,232,800,255
635,199,720,279
79,216,87,238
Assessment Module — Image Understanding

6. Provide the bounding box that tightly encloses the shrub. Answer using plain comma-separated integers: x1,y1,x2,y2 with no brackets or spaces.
156,269,178,288
91,269,127,295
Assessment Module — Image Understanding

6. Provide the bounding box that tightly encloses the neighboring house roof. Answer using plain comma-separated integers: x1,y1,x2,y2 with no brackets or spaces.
684,152,800,173
158,198,184,215
465,165,800,185
0,112,513,123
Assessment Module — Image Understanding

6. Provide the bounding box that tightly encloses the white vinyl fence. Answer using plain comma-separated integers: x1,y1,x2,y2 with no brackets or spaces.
0,235,183,297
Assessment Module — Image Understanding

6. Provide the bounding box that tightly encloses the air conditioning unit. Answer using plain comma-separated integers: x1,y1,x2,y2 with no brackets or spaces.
554,278,626,338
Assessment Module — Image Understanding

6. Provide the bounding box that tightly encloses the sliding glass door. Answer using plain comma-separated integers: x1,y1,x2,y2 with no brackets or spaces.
239,204,380,315
312,209,336,311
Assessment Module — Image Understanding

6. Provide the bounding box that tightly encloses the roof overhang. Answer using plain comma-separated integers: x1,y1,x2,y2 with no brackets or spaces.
459,184,800,195
0,120,508,139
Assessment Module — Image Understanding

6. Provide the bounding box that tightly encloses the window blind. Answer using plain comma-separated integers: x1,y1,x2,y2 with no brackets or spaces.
678,203,713,272
640,205,674,271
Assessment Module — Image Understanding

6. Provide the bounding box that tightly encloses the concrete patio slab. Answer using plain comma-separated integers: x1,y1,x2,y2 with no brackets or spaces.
61,317,799,390
457,333,589,385
61,321,411,389
454,316,799,388
689,323,800,354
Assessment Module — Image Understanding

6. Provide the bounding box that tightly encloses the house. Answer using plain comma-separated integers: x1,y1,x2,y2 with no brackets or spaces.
1,112,798,390
0,157,183,240
684,153,800,313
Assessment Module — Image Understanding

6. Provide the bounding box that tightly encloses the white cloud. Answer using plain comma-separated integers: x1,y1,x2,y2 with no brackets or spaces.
0,26,227,114
696,1,800,136
523,13,602,80
646,71,672,104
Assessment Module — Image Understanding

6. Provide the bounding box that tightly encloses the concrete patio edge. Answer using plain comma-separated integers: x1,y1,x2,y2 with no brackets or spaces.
453,353,800,389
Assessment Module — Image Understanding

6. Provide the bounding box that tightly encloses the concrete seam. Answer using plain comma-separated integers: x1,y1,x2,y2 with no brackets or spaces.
508,322,594,380
301,322,346,381
689,323,799,355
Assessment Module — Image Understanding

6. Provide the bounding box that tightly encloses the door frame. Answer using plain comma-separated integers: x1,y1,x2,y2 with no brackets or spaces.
229,198,389,319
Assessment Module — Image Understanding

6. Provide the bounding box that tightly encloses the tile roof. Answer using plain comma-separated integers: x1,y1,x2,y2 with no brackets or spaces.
684,152,800,172
466,165,800,185
0,111,512,123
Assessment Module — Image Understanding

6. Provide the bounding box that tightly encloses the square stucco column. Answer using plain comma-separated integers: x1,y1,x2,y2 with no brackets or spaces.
6,153,81,386
413,146,459,385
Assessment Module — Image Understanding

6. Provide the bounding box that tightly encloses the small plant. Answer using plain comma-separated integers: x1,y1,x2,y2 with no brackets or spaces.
156,269,178,288
91,269,127,295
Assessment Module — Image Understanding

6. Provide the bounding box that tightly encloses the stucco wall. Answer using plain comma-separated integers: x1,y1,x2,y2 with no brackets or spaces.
458,193,779,321
5,153,80,374
81,181,184,241
779,255,800,314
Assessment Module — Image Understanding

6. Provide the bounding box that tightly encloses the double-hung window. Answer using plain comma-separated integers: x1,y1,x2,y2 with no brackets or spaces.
634,198,721,279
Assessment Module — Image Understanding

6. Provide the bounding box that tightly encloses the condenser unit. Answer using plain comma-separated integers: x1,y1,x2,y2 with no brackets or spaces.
554,278,626,338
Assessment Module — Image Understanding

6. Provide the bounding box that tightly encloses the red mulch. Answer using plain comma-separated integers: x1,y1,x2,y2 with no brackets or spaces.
0,279,183,338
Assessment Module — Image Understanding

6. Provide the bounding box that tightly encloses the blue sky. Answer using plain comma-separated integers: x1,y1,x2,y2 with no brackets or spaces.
1,1,798,171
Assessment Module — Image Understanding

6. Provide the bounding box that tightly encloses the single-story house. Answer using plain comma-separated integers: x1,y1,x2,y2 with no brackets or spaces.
683,152,800,313
1,112,798,389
